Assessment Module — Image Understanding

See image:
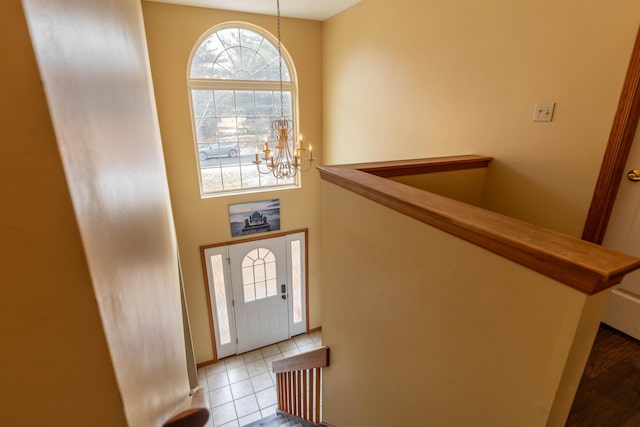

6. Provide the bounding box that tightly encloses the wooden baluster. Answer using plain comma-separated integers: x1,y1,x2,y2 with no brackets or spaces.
282,372,289,412
296,370,302,417
292,371,296,414
314,368,321,423
282,372,287,411
276,373,282,410
287,371,293,413
301,369,308,420
309,369,316,422
291,371,298,416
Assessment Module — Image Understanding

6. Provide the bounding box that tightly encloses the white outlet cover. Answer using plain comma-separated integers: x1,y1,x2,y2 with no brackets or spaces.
533,102,555,122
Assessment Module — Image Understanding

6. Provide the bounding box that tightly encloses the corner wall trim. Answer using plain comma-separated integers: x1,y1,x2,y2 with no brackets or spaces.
582,24,640,244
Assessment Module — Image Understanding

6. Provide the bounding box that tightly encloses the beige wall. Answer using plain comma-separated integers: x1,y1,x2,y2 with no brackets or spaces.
390,168,489,206
321,181,609,426
142,2,324,364
324,0,640,237
18,0,191,425
0,2,126,425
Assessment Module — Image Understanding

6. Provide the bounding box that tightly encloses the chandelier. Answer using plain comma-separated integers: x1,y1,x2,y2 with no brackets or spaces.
254,0,315,179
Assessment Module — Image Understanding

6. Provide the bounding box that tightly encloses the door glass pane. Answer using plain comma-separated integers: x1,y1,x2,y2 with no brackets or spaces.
266,263,276,295
255,281,266,299
242,266,254,285
291,240,302,324
242,247,277,303
254,260,266,282
211,254,231,344
244,284,256,302
267,278,278,297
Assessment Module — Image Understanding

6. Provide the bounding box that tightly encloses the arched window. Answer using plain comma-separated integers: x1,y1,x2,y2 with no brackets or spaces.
188,23,298,197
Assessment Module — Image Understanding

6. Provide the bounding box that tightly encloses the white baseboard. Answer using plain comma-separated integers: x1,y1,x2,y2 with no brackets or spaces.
602,288,640,340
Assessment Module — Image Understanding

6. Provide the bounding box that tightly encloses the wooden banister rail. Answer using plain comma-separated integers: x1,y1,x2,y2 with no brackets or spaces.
273,346,329,425
318,155,640,295
162,387,210,427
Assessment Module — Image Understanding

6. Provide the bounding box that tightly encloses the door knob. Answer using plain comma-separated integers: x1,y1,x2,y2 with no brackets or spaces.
627,169,640,181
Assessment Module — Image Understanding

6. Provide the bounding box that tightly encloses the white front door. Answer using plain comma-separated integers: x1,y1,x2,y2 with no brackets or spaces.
602,120,640,339
203,232,307,359
229,237,289,353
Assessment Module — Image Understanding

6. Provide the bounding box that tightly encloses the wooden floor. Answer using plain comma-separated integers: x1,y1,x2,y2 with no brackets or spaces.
566,324,640,426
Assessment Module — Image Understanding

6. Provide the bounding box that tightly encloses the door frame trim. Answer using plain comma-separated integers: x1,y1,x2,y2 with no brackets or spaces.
200,228,309,363
583,25,640,244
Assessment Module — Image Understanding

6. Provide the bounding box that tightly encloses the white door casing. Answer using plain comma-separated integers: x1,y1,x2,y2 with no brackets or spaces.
602,120,640,339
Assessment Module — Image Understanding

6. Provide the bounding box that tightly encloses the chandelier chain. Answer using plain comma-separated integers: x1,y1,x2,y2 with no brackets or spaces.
253,0,315,178
277,0,284,120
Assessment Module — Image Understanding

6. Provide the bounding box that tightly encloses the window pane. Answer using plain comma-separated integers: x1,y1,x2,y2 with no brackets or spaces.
242,266,254,285
254,260,266,282
211,51,235,79
215,91,235,116
245,249,258,262
211,254,231,344
218,28,240,49
241,164,260,188
201,167,223,193
281,92,292,116
255,281,266,299
191,35,225,78
191,90,215,117
267,279,278,297
255,92,274,116
244,284,255,303
239,28,264,51
190,51,214,78
260,172,280,187
194,117,217,143
220,166,242,190
235,91,256,117
265,261,276,280
264,252,275,263
226,46,243,72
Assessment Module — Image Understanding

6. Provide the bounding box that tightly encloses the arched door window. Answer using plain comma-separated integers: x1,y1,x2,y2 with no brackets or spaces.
188,23,298,197
241,248,278,302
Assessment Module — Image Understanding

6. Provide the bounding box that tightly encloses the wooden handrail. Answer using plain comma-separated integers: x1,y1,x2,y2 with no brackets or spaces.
162,387,210,427
273,346,329,425
338,154,492,178
318,155,640,295
272,346,329,373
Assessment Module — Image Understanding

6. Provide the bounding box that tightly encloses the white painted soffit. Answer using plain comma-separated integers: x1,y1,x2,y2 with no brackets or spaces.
144,0,361,21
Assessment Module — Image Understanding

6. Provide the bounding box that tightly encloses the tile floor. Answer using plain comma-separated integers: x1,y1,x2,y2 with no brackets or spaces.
198,331,323,427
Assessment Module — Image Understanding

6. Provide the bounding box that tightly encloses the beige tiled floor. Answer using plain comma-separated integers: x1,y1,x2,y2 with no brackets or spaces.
198,331,323,427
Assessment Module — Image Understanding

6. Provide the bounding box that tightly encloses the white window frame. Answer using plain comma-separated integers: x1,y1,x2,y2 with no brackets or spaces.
187,22,300,198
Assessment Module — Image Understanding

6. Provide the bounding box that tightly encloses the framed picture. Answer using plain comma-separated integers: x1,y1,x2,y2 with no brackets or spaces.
229,199,281,237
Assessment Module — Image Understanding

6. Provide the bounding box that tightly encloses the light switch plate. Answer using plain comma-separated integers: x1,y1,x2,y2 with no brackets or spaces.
533,102,555,122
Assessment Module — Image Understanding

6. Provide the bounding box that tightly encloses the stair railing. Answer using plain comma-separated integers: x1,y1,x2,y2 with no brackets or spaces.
272,346,329,425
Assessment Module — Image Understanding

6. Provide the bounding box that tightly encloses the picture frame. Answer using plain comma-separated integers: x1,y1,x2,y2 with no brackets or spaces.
229,199,281,237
